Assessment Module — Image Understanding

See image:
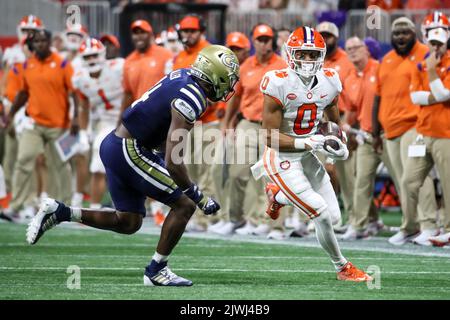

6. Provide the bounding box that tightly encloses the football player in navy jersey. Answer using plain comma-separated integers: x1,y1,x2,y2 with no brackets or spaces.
26,45,240,287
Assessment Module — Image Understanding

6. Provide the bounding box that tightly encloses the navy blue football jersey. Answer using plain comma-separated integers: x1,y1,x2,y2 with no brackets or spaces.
122,68,208,149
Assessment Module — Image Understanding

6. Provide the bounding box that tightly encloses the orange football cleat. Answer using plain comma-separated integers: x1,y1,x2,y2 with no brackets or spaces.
153,210,165,227
265,183,284,220
337,262,373,282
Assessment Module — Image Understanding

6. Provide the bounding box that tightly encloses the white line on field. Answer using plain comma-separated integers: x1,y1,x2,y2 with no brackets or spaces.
1,253,449,262
1,266,450,275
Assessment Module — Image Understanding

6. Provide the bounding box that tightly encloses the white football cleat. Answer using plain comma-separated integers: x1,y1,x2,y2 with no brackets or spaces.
144,265,192,287
412,229,440,246
388,231,419,246
26,198,65,245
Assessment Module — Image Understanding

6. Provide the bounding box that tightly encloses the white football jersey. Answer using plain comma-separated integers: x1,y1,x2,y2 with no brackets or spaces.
2,44,26,68
72,58,124,124
260,67,342,138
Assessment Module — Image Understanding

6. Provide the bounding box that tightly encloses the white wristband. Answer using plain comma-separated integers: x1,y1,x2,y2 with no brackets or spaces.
410,91,431,105
294,138,306,150
429,78,450,102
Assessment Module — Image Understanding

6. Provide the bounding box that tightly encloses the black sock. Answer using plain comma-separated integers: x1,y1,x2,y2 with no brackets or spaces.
146,260,167,275
55,201,71,222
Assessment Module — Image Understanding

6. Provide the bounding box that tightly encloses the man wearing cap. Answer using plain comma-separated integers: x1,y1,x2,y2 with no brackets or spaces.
404,26,450,247
120,20,173,115
372,17,438,246
100,34,120,60
209,31,251,234
172,15,218,232
316,21,356,229
340,36,397,240
220,24,287,238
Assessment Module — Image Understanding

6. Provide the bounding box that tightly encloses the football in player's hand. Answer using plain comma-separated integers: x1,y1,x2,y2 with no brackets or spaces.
316,121,344,151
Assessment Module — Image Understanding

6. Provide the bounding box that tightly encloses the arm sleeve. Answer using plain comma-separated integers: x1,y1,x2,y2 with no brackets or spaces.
429,78,450,102
171,98,198,124
410,91,431,105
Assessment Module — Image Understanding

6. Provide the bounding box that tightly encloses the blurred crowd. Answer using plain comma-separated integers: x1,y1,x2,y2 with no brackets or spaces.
0,8,449,248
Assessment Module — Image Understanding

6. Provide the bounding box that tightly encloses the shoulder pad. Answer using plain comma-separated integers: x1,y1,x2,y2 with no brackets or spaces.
260,68,288,97
322,67,342,93
171,98,197,124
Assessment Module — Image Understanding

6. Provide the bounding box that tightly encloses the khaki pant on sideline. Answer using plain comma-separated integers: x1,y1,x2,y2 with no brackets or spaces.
227,119,267,225
10,124,72,211
385,128,438,233
401,136,450,233
353,136,398,230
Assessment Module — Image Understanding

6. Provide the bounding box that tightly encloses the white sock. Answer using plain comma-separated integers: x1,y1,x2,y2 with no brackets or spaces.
313,209,347,271
152,252,169,263
70,207,82,222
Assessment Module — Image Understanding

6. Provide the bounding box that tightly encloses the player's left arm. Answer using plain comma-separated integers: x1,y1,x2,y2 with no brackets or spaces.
323,96,341,124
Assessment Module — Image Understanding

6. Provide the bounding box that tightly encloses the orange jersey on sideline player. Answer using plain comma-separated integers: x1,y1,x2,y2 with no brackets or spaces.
21,51,74,128
235,54,287,122
375,41,428,139
123,44,173,100
345,58,379,132
323,47,355,113
410,51,450,138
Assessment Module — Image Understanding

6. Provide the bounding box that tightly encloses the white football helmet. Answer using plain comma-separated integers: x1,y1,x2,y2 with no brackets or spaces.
79,37,106,73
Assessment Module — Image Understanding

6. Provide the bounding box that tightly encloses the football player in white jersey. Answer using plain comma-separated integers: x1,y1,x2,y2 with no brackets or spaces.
72,38,124,209
60,24,90,207
258,26,372,282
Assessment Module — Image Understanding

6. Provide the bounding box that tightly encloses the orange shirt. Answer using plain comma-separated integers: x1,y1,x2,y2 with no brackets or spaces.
173,39,219,123
323,47,355,113
375,41,428,139
21,52,74,128
5,63,24,103
236,54,287,122
123,44,173,100
410,52,450,139
345,58,379,133
173,38,210,70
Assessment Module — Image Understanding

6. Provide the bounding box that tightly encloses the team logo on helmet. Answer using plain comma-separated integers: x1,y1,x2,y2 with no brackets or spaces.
221,54,239,73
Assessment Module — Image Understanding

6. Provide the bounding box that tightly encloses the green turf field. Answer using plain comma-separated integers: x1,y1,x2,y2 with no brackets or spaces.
1,218,449,300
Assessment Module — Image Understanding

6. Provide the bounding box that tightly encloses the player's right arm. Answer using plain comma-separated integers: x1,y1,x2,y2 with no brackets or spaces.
371,95,383,154
165,108,220,215
165,108,194,190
